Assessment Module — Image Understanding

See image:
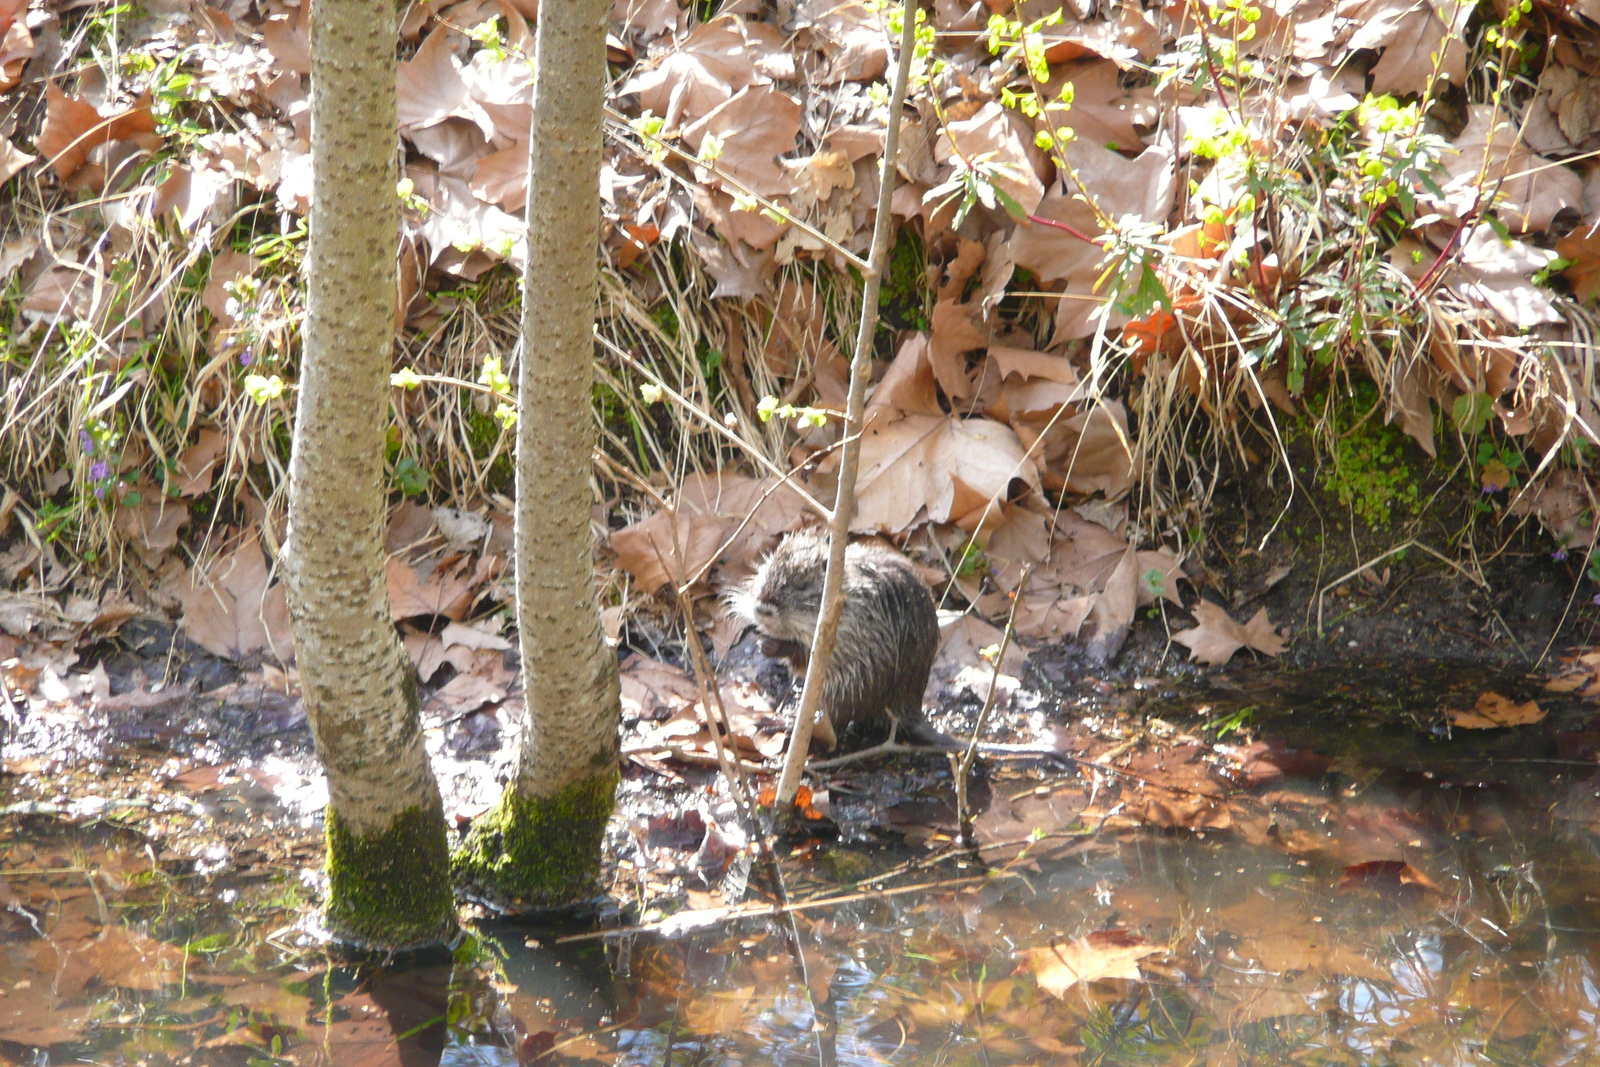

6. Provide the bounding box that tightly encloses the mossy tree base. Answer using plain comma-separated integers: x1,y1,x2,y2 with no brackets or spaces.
451,775,617,910
324,804,457,949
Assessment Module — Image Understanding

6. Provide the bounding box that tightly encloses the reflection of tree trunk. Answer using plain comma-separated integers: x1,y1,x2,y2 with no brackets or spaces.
452,0,619,905
285,0,454,947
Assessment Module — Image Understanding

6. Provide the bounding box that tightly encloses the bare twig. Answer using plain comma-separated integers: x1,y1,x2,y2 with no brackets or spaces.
770,0,919,819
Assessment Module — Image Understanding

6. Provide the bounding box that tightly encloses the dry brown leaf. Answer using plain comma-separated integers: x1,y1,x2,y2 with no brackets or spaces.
793,0,887,85
851,414,1039,533
1446,691,1546,729
1025,931,1159,996
619,654,701,722
179,531,293,661
1445,224,1563,328
1172,601,1286,666
1545,647,1600,697
35,87,161,183
623,14,782,128
396,27,494,138
926,300,986,400
610,471,810,593
681,85,802,198
176,428,227,497
1342,0,1468,95
113,498,190,553
0,132,33,186
384,552,500,620
1436,107,1582,234
1008,141,1174,341
933,101,1046,218
865,334,944,422
1339,859,1443,893
0,0,34,93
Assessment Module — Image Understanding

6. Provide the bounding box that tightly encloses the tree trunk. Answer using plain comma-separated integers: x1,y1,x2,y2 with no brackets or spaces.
451,0,619,906
285,0,455,947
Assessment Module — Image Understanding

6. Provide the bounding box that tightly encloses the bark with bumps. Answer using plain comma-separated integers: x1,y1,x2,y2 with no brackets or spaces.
285,0,455,947
451,0,620,907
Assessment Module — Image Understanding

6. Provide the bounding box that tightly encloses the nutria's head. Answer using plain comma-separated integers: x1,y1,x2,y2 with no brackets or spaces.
724,530,827,645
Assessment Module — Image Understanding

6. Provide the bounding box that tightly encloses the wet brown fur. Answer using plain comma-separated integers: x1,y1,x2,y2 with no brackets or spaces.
727,530,950,748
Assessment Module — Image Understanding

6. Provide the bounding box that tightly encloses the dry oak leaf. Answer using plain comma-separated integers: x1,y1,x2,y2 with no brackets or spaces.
1025,931,1160,996
36,87,161,181
1446,691,1545,729
1173,601,1286,666
179,531,293,661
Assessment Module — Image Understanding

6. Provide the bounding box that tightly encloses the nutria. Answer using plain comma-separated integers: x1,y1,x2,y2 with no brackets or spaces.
727,530,954,750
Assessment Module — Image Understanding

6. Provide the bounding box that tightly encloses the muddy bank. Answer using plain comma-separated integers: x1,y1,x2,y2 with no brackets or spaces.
1028,420,1600,699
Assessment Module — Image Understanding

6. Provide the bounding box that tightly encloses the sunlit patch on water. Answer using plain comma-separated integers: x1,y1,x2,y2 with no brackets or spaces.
4,664,1600,1064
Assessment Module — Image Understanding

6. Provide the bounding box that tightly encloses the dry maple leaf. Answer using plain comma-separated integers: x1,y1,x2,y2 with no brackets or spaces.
1025,931,1159,996
1173,601,1287,667
1446,691,1545,729
681,85,802,198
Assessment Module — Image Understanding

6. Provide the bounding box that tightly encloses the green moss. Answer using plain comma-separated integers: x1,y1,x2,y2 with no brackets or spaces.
878,226,929,333
1307,385,1422,528
451,774,618,909
464,408,514,493
324,803,457,949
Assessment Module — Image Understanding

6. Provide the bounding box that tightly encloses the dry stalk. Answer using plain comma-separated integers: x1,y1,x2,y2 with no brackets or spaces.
952,567,1028,850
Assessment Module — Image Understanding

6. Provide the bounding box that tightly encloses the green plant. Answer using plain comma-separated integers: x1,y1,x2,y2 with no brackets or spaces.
1311,386,1421,528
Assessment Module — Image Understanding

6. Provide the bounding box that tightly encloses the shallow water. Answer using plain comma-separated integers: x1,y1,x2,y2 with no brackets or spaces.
5,663,1600,1065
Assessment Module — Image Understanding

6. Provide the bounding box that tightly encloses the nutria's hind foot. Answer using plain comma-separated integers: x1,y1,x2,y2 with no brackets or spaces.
895,716,963,751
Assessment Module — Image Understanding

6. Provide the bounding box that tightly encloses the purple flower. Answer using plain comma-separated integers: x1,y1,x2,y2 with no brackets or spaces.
1554,548,1569,562
79,430,94,453
1481,483,1497,494
94,485,106,500
239,348,253,366
1592,592,1600,608
89,460,110,481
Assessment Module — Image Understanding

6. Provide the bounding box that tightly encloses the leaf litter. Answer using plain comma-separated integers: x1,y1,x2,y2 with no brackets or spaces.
6,0,1600,1057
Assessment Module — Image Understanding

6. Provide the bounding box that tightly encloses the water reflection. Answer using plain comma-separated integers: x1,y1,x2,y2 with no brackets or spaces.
5,665,1600,1064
